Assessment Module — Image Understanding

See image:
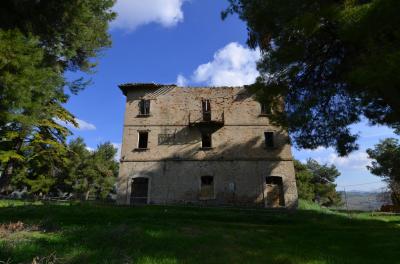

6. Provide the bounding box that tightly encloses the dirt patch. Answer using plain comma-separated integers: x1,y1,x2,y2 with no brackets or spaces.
0,221,40,237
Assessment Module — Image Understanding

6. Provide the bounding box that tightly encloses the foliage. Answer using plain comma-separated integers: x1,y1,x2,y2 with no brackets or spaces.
0,0,115,191
10,137,119,199
294,159,342,206
367,138,400,205
0,203,399,263
62,138,119,200
224,0,400,155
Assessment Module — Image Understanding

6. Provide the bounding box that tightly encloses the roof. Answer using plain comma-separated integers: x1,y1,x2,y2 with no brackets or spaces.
118,83,176,96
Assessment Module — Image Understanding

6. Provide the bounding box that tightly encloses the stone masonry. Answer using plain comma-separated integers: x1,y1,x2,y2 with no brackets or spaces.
117,83,298,208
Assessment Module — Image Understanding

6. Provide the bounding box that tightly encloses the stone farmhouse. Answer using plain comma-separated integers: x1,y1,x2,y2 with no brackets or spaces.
117,83,298,208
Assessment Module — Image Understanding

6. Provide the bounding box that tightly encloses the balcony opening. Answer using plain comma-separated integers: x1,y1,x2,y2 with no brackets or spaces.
139,99,150,116
202,99,211,121
201,132,212,148
264,132,274,148
138,131,149,149
200,176,214,200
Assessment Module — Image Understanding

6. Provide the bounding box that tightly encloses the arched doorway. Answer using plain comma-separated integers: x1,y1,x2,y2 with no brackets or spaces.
130,177,149,205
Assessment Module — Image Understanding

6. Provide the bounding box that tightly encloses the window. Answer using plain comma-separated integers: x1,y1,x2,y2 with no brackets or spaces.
260,103,272,115
201,132,212,148
202,99,211,121
138,131,148,149
264,132,274,148
200,176,214,199
139,99,150,116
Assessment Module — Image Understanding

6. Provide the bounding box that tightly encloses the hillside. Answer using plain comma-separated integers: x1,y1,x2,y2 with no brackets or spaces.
0,200,399,264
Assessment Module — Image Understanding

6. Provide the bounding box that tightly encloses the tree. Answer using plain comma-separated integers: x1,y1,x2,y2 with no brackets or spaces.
294,159,342,206
294,160,314,201
223,0,400,155
0,0,116,191
12,137,119,200
63,138,119,200
367,138,400,205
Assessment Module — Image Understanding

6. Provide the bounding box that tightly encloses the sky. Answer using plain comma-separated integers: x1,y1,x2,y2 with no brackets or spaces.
65,0,399,192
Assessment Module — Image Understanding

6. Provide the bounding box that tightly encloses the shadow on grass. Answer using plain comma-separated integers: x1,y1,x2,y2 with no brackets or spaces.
0,204,399,264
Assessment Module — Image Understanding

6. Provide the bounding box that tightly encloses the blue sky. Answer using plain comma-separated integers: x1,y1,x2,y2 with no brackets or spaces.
65,0,399,192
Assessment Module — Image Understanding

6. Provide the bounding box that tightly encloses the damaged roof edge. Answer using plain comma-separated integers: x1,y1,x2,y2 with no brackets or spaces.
118,83,177,96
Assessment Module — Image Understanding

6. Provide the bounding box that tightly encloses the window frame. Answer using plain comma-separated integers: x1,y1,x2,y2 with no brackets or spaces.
138,99,151,116
264,131,275,148
201,132,213,149
199,175,215,200
136,131,149,150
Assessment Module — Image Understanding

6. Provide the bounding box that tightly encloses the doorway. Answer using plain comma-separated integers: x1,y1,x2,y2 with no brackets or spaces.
265,176,285,207
130,177,149,205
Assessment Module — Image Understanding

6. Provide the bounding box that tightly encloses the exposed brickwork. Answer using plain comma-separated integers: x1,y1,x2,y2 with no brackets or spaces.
117,84,298,208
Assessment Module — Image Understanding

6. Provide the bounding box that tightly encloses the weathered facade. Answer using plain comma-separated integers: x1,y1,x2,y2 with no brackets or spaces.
117,83,298,208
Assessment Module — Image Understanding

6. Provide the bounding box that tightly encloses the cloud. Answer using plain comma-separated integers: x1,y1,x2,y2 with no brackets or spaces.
74,119,96,131
55,118,96,131
176,74,188,86
299,147,372,170
112,143,122,161
111,0,186,32
326,151,372,170
187,42,261,86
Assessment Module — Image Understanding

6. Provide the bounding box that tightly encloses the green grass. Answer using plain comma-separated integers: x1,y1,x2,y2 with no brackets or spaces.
0,200,399,264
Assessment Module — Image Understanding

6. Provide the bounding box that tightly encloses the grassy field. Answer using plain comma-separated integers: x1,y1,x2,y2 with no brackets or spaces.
0,200,399,264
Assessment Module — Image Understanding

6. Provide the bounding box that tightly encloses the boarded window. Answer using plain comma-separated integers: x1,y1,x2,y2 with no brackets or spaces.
264,132,274,148
265,176,285,207
202,99,211,121
139,99,150,115
261,103,272,115
200,176,214,199
201,133,212,148
158,134,175,145
138,131,148,149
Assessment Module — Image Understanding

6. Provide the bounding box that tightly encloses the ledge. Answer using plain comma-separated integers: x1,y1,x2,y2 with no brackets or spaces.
199,147,214,151
136,114,152,118
133,148,149,152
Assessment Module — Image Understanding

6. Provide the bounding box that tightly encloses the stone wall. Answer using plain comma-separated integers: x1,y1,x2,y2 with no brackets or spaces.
117,84,298,208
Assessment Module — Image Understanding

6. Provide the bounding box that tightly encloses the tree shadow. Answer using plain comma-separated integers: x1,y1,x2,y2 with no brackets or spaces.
0,204,399,263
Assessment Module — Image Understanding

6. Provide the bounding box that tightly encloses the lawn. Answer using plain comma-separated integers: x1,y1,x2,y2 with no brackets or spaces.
0,200,399,264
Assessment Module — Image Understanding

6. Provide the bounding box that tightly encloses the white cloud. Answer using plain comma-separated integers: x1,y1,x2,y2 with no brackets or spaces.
112,143,122,161
176,74,188,86
189,42,261,86
55,118,96,131
111,0,186,32
326,151,372,170
86,146,95,152
74,119,96,131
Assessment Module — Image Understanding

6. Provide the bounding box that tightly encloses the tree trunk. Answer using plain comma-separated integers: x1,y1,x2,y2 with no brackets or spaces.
0,161,14,194
85,190,91,201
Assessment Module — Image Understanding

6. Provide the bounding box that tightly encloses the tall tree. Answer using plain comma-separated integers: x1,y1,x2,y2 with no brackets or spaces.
224,0,400,155
367,138,400,205
294,159,341,206
0,0,115,191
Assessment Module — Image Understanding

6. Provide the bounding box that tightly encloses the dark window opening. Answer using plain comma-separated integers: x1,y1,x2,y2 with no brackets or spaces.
261,103,272,115
138,131,148,149
139,99,150,115
200,176,214,199
201,133,212,148
202,99,211,121
264,132,274,148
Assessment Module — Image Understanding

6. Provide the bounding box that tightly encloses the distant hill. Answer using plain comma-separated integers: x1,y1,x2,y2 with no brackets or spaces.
337,191,389,211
